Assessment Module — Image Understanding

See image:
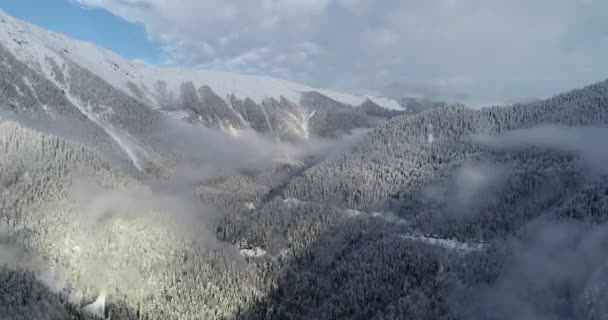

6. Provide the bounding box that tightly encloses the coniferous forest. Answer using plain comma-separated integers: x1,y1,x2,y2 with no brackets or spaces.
1,7,608,320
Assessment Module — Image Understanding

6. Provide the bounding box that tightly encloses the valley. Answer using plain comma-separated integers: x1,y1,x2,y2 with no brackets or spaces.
1,8,608,320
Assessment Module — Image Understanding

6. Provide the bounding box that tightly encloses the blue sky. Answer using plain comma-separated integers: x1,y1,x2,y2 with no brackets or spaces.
0,0,161,63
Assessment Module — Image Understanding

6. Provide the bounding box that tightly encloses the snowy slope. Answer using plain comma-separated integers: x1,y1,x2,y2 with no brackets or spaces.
0,9,143,100
0,9,404,111
140,66,404,110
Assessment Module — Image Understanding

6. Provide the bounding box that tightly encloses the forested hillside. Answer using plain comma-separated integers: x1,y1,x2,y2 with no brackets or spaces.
244,79,608,319
3,77,608,319
1,8,608,320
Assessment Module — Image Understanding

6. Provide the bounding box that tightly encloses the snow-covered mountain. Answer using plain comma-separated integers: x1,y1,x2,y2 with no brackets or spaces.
0,9,406,143
5,7,608,320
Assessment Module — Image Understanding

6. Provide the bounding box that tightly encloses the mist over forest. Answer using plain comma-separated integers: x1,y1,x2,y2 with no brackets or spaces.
1,5,608,320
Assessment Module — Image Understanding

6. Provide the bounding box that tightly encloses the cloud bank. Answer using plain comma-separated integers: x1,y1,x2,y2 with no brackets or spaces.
75,0,608,105
466,220,608,320
448,162,509,215
474,125,608,174
145,114,368,180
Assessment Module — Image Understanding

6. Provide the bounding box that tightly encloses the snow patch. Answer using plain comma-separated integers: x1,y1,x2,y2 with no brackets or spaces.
373,211,409,225
277,248,291,258
346,209,408,225
79,106,146,171
260,102,278,141
162,109,191,120
345,209,364,216
283,197,302,207
239,247,267,258
99,122,146,171
286,111,309,139
228,125,239,137
63,83,148,171
401,234,488,252
226,98,248,127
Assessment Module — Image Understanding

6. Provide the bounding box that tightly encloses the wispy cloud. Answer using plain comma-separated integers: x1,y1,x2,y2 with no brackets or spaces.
474,125,608,174
422,161,510,217
144,114,368,180
465,219,608,320
75,0,608,105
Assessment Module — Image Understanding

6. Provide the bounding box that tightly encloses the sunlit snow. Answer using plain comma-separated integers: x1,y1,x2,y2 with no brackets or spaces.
0,9,404,113
239,247,267,258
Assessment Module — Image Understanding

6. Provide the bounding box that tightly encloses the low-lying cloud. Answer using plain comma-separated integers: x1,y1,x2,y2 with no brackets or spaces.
68,175,220,246
449,162,509,215
474,125,608,174
1,106,367,179
465,219,608,320
0,234,72,300
146,114,368,180
61,115,367,245
424,161,510,217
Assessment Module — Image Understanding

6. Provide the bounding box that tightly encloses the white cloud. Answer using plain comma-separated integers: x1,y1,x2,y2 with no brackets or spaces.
474,125,608,174
75,0,608,106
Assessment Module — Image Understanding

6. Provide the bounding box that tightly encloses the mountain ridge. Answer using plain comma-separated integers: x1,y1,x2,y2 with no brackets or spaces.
0,8,423,153
0,8,404,111
4,7,608,320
